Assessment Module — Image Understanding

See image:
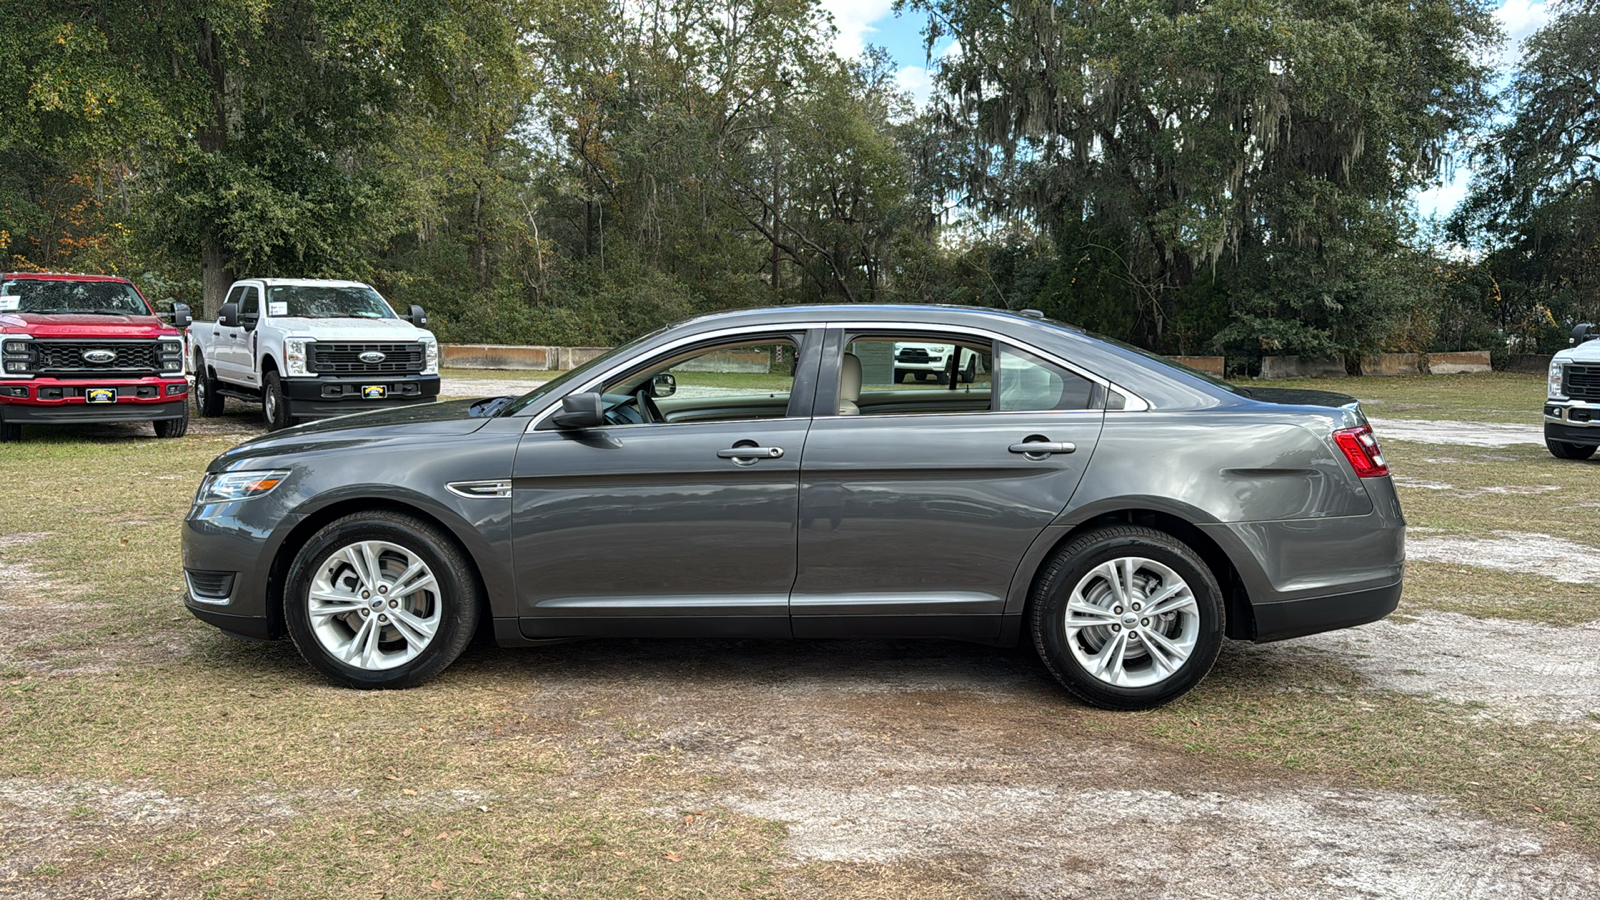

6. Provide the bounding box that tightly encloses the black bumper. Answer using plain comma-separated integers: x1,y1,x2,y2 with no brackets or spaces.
281,375,440,419
185,600,276,641
1544,422,1600,447
1249,579,1403,643
0,398,188,423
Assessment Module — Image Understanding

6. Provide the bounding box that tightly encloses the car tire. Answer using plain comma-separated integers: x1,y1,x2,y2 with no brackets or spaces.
1030,525,1224,710
893,368,907,384
0,414,19,443
284,511,482,689
961,357,977,383
153,405,189,438
1547,439,1597,460
263,371,293,431
193,354,224,417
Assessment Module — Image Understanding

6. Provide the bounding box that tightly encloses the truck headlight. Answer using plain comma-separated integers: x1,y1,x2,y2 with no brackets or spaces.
422,338,439,375
159,338,185,374
284,338,312,376
2,336,33,377
1549,361,1565,399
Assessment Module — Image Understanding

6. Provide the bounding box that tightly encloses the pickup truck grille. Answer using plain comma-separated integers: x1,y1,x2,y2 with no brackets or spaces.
897,348,933,363
33,340,163,377
1565,364,1600,401
310,342,425,374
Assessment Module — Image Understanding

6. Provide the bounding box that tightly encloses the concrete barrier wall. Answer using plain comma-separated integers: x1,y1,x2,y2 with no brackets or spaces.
1427,350,1492,375
1170,356,1225,376
1260,356,1348,378
443,344,609,370
1504,354,1553,374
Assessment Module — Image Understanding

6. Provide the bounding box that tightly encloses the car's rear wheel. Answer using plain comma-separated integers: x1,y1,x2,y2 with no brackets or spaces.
153,404,189,438
1030,525,1223,710
193,354,224,417
284,511,481,688
1547,439,1597,460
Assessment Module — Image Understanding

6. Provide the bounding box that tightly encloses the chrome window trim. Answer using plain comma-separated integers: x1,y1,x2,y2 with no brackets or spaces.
526,323,827,431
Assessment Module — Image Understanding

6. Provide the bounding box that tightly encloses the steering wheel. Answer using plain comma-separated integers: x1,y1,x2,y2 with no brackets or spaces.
634,389,663,424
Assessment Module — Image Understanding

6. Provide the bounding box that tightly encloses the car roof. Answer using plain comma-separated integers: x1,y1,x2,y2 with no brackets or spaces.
245,278,374,289
2,272,133,284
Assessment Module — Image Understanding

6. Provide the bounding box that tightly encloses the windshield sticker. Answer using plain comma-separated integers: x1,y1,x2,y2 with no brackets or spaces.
0,296,18,312
268,301,288,316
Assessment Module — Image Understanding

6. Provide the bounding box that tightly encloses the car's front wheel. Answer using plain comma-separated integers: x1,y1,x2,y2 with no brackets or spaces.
1030,525,1223,710
1547,439,1597,460
284,511,482,688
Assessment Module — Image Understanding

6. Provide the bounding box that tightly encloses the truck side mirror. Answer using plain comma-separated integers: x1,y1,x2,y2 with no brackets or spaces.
409,305,427,327
172,302,192,330
218,302,240,328
551,392,605,429
1572,324,1596,346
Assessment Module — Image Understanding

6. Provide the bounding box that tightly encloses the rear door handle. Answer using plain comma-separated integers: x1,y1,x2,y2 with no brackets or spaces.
1008,441,1075,456
717,446,784,460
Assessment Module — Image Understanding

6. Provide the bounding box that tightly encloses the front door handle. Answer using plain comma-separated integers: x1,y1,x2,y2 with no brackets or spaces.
717,446,784,460
1008,440,1075,456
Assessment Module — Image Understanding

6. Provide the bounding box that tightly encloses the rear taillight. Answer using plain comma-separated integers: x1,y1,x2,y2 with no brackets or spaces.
1333,424,1389,478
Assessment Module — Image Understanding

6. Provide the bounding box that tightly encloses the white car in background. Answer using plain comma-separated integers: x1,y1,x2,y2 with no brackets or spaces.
893,341,982,384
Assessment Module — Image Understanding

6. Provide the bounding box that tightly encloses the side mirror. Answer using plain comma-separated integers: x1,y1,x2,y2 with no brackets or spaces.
218,302,240,328
409,305,428,327
1572,324,1597,346
172,302,192,330
650,372,677,398
551,392,605,429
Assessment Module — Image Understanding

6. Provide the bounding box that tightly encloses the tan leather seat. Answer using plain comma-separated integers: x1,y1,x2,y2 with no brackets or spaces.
839,352,862,415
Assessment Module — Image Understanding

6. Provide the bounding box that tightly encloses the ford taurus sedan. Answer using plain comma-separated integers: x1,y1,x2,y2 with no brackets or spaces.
182,305,1404,709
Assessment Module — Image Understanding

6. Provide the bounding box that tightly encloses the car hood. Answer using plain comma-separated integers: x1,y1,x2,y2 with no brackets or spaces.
272,316,430,338
213,398,498,470
0,312,174,338
1557,341,1600,363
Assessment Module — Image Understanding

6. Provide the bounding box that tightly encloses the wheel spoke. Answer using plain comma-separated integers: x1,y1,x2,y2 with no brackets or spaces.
1086,630,1132,685
1090,561,1127,606
1118,558,1140,605
1066,596,1120,626
308,590,364,618
1141,628,1190,678
339,614,377,665
388,608,437,651
388,560,437,601
358,613,385,667
1144,584,1197,618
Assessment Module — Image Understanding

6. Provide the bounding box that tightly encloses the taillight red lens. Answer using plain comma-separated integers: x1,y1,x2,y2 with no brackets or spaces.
1333,425,1389,478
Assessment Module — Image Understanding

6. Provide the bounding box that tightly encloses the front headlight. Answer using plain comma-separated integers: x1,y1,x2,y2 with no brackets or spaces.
422,338,439,375
159,338,185,374
195,470,292,505
284,338,312,376
1549,361,1565,399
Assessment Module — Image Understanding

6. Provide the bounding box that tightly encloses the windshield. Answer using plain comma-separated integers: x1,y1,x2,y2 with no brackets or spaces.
0,279,151,315
266,285,396,319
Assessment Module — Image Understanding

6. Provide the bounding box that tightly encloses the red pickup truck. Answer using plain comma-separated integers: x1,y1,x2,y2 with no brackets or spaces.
0,272,192,441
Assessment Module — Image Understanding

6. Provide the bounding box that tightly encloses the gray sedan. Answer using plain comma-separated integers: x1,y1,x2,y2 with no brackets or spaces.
182,305,1404,709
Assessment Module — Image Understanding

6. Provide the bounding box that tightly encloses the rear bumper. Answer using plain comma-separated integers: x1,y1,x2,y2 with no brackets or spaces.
281,375,439,419
1248,579,1403,643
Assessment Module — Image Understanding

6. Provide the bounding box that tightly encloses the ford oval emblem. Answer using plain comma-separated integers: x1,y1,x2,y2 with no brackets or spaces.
83,349,117,364
359,351,387,364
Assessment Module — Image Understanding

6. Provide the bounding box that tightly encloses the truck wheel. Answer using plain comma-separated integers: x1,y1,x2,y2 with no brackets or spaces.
893,368,907,384
0,414,19,443
284,510,482,689
193,353,224,417
1547,439,1597,460
1030,525,1224,711
961,357,977,383
263,371,293,431
154,404,190,439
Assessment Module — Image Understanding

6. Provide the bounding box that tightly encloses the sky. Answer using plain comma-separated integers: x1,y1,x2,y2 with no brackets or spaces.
819,0,1558,220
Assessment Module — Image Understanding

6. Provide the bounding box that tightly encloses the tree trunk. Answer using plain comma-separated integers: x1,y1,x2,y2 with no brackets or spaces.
201,238,234,320
196,17,231,317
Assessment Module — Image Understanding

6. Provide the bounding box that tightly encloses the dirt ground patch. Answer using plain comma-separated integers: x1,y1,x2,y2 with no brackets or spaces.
1408,530,1600,585
1369,417,1544,447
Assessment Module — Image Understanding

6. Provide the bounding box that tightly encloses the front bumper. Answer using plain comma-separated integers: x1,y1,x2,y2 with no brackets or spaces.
1544,401,1600,445
0,381,188,423
281,374,440,419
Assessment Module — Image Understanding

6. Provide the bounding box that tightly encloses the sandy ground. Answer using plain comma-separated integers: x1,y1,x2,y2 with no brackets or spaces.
1368,418,1544,447
1408,530,1600,585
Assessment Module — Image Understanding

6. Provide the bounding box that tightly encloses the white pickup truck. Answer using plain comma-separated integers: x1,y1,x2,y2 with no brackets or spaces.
188,278,440,430
1545,323,1600,460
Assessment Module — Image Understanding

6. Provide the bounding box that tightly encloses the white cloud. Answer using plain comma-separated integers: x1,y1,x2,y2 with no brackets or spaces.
1493,0,1552,66
894,65,935,108
817,0,896,59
